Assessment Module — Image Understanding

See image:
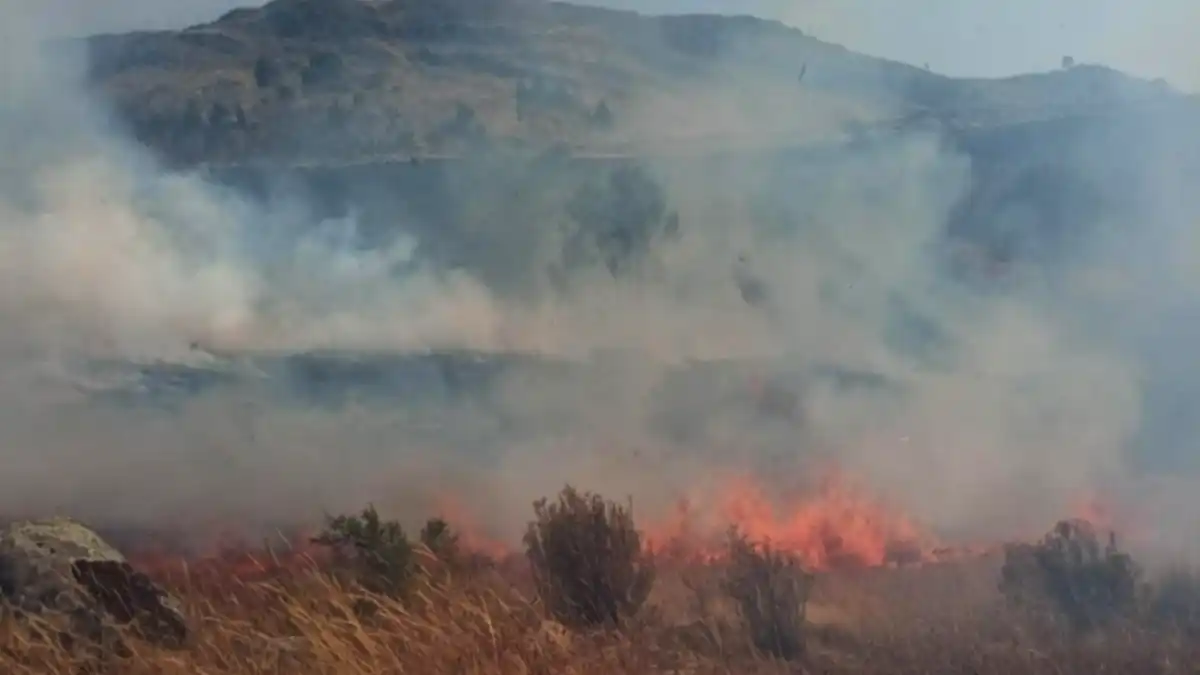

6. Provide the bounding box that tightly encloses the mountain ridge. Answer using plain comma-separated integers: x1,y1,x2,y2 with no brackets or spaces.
79,0,1187,166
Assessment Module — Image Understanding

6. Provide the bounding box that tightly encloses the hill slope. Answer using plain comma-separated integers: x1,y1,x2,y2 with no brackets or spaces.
81,0,1182,166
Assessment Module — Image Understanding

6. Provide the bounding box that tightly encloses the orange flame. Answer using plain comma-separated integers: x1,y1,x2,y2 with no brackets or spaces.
1070,493,1118,531
431,495,513,559
645,468,932,570
124,505,512,585
1066,489,1148,550
117,467,947,579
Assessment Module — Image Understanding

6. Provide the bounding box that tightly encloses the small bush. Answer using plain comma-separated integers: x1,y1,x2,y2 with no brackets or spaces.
524,486,655,628
1146,567,1200,636
722,528,812,661
301,52,344,88
253,56,282,89
564,163,674,277
999,519,1140,633
590,99,614,130
312,505,416,597
419,518,461,563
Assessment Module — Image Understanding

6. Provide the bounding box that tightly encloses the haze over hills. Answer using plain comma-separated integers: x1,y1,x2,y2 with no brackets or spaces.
8,0,1200,552
78,0,1188,165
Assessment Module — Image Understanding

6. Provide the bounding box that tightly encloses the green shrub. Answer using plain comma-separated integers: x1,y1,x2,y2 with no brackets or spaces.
590,99,614,130
999,519,1140,633
253,56,282,89
419,517,461,563
524,486,655,627
312,504,416,597
563,163,677,277
722,528,812,661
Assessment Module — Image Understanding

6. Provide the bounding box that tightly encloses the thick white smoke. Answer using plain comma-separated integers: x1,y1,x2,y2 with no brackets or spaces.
0,0,1197,566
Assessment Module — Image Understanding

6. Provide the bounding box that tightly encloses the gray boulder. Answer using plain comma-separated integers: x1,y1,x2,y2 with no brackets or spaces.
0,517,188,650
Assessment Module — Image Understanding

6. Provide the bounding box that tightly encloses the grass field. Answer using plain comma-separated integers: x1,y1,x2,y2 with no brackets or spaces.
1,492,1196,675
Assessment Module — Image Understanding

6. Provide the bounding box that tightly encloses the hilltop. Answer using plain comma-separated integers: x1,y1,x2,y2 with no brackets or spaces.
80,0,1182,166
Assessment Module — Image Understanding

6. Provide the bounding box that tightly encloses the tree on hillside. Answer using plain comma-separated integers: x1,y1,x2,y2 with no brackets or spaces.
564,163,680,277
254,56,283,89
302,51,345,88
590,99,614,130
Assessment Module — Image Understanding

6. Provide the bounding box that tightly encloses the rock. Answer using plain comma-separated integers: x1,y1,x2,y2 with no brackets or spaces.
0,517,188,650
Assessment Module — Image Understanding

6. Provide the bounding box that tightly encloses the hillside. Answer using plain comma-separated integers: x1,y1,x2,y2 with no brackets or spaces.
81,0,1182,166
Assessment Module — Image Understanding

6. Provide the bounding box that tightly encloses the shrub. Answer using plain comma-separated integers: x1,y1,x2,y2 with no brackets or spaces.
999,519,1140,633
253,56,282,89
312,504,416,597
722,528,812,661
524,486,655,627
563,163,675,277
419,517,461,563
301,52,344,88
1146,567,1200,636
590,99,614,130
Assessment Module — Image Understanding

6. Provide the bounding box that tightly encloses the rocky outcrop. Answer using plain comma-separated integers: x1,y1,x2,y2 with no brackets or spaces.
0,517,188,651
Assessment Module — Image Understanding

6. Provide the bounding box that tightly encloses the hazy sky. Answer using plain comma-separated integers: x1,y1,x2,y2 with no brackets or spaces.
33,0,1200,90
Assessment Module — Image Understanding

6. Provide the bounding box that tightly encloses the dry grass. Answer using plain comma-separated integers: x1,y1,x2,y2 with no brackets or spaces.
2,546,1198,675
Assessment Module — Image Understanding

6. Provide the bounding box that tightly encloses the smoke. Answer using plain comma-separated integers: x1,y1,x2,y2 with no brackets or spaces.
2,2,1200,563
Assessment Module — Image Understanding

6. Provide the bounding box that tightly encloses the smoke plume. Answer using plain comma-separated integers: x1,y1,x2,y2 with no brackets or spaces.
1,2,1199,564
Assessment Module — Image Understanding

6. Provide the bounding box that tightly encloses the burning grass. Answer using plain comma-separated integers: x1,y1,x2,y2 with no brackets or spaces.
2,484,1199,674
644,468,931,569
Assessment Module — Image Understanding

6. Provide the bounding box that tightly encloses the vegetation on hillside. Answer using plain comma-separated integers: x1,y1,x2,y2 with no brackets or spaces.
82,0,1181,166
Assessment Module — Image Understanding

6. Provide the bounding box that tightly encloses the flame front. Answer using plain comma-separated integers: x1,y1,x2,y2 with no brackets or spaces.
118,467,943,580
645,468,932,570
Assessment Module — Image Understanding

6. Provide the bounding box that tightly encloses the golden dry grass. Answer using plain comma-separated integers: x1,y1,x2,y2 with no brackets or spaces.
2,547,1198,675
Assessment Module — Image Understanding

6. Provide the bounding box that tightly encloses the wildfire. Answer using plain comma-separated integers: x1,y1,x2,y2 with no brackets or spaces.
1070,493,1118,532
1065,489,1150,552
644,468,934,570
122,505,512,586
124,527,328,586
114,467,954,581
431,495,513,559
